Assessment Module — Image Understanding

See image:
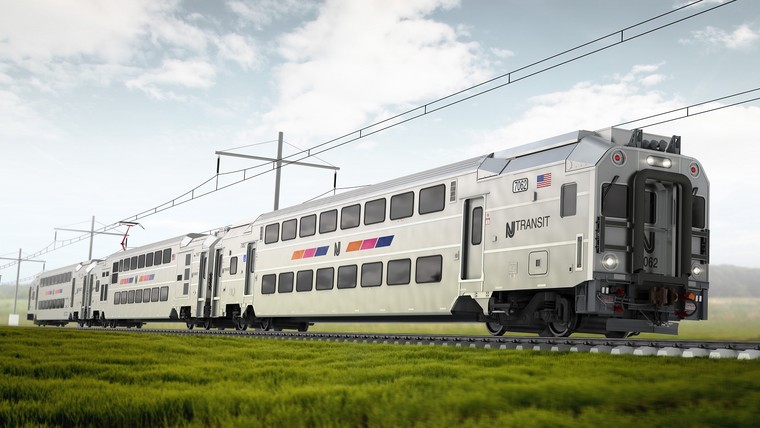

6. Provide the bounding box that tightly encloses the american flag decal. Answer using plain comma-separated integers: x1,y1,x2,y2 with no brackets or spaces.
537,173,552,188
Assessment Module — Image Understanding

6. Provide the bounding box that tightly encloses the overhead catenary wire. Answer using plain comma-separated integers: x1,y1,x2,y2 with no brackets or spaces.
0,0,741,271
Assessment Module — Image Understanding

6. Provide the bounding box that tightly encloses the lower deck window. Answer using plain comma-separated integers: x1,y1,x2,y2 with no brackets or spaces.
387,259,411,285
416,255,443,283
361,262,383,287
262,274,276,294
296,270,313,292
278,272,294,293
316,268,334,290
337,265,357,289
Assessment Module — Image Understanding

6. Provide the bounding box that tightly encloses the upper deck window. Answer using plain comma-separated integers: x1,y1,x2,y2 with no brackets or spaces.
390,192,414,220
364,198,386,225
419,184,445,215
265,223,280,244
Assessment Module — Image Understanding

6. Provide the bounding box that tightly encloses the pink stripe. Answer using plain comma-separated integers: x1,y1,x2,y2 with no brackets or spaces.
360,238,378,250
303,248,317,258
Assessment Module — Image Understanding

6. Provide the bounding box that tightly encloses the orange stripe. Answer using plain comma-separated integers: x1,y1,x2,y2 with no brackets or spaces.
291,250,305,260
346,241,363,252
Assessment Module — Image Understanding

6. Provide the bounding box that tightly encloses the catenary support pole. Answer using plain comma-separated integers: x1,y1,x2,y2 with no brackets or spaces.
274,131,283,211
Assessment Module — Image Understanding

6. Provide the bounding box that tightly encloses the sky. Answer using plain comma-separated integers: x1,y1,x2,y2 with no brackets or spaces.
1,0,760,285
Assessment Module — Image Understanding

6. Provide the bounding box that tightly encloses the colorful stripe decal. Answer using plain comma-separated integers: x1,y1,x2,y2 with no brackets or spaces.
120,274,156,285
45,289,64,296
347,235,394,252
292,246,329,260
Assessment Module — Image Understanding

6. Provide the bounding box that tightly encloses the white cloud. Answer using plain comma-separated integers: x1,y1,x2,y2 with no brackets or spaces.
126,59,216,100
490,47,515,59
681,24,759,50
0,1,261,96
227,0,316,30
475,63,678,154
258,0,489,140
0,89,61,141
216,34,258,70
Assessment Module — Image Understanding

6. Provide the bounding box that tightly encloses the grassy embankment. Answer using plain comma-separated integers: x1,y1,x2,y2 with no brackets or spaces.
1,327,759,427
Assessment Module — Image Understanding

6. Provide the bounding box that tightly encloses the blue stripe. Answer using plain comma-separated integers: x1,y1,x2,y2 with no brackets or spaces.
315,246,329,256
376,235,394,248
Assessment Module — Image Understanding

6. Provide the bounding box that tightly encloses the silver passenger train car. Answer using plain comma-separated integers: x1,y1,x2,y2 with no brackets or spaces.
27,127,709,337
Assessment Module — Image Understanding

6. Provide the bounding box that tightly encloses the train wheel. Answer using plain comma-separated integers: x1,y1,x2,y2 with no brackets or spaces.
604,331,629,339
202,319,212,330
485,322,508,336
297,323,309,332
186,321,194,330
260,318,272,331
235,319,248,331
542,322,573,337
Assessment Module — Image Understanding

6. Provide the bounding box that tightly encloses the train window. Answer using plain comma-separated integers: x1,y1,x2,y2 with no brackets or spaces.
111,272,118,285
471,207,483,246
693,196,706,229
163,249,172,264
300,214,316,237
128,290,135,304
138,254,146,269
185,253,191,266
119,259,124,272
160,286,169,301
278,272,294,293
390,192,414,220
296,270,313,292
316,267,334,290
387,259,411,286
644,191,656,224
183,283,189,295
262,274,276,295
319,210,338,234
123,258,130,272
146,252,154,267
561,183,577,218
337,265,357,289
282,219,297,241
131,256,138,270
184,268,190,281
416,255,443,284
601,184,628,219
135,289,142,304
120,291,127,305
151,287,160,302
230,257,238,275
341,204,361,230
419,184,446,215
113,262,119,273
361,263,383,287
364,198,386,225
103,284,108,302
144,289,151,303
154,251,163,266
114,292,120,305
265,223,280,244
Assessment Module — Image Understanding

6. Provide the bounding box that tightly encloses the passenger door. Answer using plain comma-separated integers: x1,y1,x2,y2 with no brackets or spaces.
460,197,485,294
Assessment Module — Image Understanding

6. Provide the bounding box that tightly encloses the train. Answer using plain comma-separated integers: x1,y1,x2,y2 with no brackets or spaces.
26,127,710,338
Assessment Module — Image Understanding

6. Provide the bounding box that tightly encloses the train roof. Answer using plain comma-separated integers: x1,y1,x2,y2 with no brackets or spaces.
245,127,680,226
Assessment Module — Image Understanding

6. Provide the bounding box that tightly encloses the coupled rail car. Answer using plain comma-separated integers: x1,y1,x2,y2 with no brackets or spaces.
27,127,709,338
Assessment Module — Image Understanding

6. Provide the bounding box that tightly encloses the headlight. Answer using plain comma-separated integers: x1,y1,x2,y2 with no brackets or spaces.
646,155,672,168
691,264,703,277
602,254,619,270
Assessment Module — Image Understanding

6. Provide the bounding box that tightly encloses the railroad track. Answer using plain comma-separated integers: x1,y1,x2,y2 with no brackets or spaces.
93,327,760,360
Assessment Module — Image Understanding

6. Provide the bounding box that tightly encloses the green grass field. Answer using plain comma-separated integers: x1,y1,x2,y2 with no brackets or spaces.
1,327,758,427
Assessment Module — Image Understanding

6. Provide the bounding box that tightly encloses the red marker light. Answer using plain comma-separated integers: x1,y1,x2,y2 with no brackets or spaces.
611,151,626,166
689,162,700,177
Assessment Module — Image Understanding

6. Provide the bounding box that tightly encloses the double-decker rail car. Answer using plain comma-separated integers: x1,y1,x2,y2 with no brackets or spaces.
28,127,709,337
27,262,91,326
